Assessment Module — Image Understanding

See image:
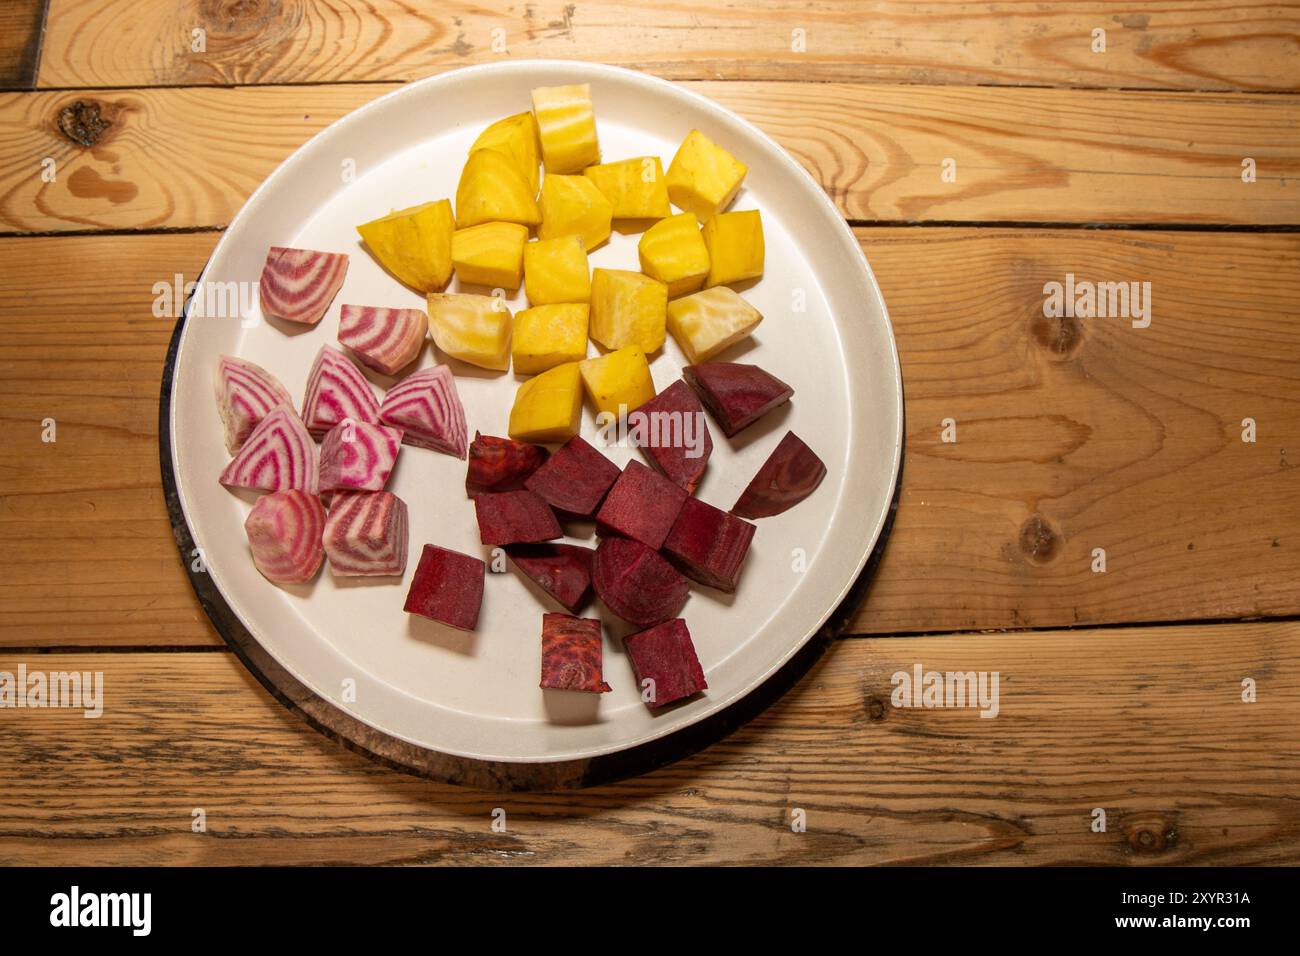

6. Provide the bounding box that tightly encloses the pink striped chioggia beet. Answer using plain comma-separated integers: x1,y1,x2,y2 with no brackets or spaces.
540,613,611,693
318,419,402,496
337,304,428,376
258,246,348,326
474,490,562,546
244,489,326,585
632,379,713,494
219,404,319,494
507,543,594,613
624,618,707,709
595,460,687,550
592,537,689,627
403,544,485,631
682,362,793,438
379,364,468,459
301,345,382,440
662,497,756,593
214,355,293,455
466,432,549,498
732,431,827,519
323,491,409,576
523,436,620,518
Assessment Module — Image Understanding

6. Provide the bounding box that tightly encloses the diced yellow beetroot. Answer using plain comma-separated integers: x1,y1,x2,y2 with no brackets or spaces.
666,286,762,364
524,235,591,306
578,346,656,418
638,213,709,297
455,149,541,229
426,292,512,371
589,268,667,353
470,111,541,196
508,361,583,443
512,303,589,375
451,221,528,290
583,157,671,220
665,128,747,221
538,174,613,251
356,201,453,293
531,84,600,174
703,210,764,287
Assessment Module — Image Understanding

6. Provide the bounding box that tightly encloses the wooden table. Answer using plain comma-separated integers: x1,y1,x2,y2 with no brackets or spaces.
2,2,1298,865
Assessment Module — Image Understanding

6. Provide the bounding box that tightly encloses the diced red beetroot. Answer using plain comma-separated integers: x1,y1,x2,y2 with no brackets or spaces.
523,436,620,518
732,431,827,518
540,613,611,693
466,432,549,498
403,544,484,630
631,379,713,494
474,490,562,546
507,543,594,613
662,497,756,593
244,489,326,585
624,619,707,708
682,362,794,438
592,537,689,627
595,460,687,550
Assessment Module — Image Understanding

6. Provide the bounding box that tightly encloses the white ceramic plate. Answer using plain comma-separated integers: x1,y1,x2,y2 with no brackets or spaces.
167,61,902,764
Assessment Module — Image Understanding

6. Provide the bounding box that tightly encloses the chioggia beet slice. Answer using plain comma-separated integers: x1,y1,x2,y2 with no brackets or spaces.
323,491,409,576
624,619,706,708
219,404,319,494
337,304,428,376
301,345,382,439
214,355,293,455
540,613,611,693
592,537,689,627
466,432,549,498
632,379,713,494
523,435,621,518
244,489,326,585
379,364,468,459
732,430,827,518
474,490,562,546
318,420,403,496
507,543,594,612
595,460,687,550
662,497,756,593
259,246,348,326
403,544,485,630
682,362,793,438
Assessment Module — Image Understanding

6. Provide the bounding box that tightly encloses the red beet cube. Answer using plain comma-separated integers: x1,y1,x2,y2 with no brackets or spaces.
595,460,687,550
632,379,713,494
662,497,756,593
403,544,484,630
682,362,793,438
523,436,620,518
732,430,827,518
466,432,549,498
474,490,562,546
624,619,706,708
540,613,611,693
507,543,594,613
592,537,690,627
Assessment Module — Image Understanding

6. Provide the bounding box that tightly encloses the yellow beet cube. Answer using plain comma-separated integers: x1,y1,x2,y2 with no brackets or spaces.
470,112,541,196
356,199,454,293
583,157,671,220
509,361,583,443
426,292,512,371
703,210,764,287
666,286,763,364
638,213,709,297
531,84,600,174
513,303,589,375
538,174,613,251
455,148,541,229
452,222,528,290
666,129,748,221
589,268,667,354
579,347,656,418
523,235,591,306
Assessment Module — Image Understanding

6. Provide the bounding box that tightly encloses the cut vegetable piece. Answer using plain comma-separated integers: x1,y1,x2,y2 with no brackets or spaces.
702,210,764,287
732,431,827,518
524,435,621,518
531,83,600,174
638,213,709,297
507,543,595,613
512,303,589,375
665,128,747,222
582,157,671,220
589,268,667,353
317,420,403,496
523,235,591,306
470,111,541,196
595,460,687,550
592,537,689,627
624,618,707,708
403,544,484,631
540,613,610,693
356,200,453,293
507,361,583,444
474,490,562,546
455,148,541,228
682,362,793,438
219,405,318,494
214,355,293,455
538,174,613,250
666,286,762,364
301,345,382,440
632,379,713,494
379,364,468,459
578,346,656,418
466,432,549,498
662,497,755,592
322,490,409,577
451,221,528,290
337,305,428,376
426,292,512,371
258,246,348,326
244,489,326,585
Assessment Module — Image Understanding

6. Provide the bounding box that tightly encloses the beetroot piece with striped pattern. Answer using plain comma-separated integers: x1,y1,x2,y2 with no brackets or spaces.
219,404,319,494
540,613,611,693
258,247,349,326
379,364,468,459
214,355,293,455
317,420,403,496
244,489,326,585
337,304,429,376
301,345,382,440
322,491,409,577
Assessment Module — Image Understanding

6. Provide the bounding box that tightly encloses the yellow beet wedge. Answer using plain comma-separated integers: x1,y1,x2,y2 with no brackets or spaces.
524,235,591,306
356,200,454,293
531,84,600,174
538,174,613,250
427,292,512,371
470,112,541,196
638,213,710,297
589,268,668,354
666,286,763,364
579,346,657,418
513,303,589,375
455,149,541,229
703,209,764,287
666,129,748,221
509,361,584,442
583,157,671,220
452,222,528,290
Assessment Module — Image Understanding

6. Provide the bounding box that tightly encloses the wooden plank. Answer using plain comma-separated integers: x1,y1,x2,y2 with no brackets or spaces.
35,0,1300,91
2,83,1298,234
1,621,1296,863
0,0,46,91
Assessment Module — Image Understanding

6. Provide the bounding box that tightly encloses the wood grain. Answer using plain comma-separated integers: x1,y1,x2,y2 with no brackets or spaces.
1,621,1296,863
0,0,46,91
35,0,1300,92
2,83,1298,234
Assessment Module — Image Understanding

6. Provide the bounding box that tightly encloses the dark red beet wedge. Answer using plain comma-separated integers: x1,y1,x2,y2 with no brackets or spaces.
474,490,562,546
403,544,484,630
466,431,549,498
624,619,706,708
540,613,611,693
524,436,621,518
632,379,713,494
507,543,595,613
732,430,827,518
682,362,793,438
595,460,687,550
662,497,756,593
592,537,690,627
